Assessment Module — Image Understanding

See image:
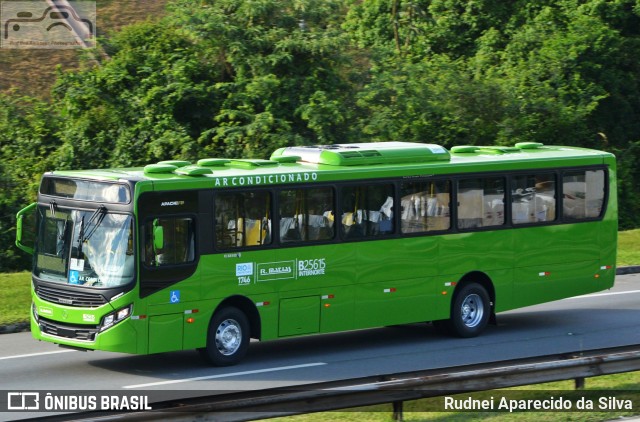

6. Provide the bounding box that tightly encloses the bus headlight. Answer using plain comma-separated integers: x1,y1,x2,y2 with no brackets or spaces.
100,304,132,332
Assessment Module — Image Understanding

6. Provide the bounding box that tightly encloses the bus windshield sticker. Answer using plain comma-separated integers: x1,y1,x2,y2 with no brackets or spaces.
69,258,84,271
68,270,80,285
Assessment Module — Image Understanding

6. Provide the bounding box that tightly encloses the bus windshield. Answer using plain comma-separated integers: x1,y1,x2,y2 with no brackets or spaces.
34,205,134,288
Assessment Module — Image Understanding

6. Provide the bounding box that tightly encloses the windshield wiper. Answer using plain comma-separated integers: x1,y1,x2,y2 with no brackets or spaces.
83,206,107,243
76,206,107,257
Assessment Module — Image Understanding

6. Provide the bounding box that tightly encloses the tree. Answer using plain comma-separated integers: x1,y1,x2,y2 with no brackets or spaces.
169,0,358,157
53,22,218,168
0,94,60,270
4,0,640,261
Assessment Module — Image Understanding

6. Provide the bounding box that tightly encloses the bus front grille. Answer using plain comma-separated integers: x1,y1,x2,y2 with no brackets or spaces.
36,285,107,308
38,317,99,342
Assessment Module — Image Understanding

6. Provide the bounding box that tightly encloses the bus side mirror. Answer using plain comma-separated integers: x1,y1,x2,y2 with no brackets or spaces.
16,202,37,254
153,225,164,251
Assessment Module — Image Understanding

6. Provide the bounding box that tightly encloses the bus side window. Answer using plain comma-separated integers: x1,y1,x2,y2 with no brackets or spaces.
400,180,450,233
341,184,395,239
563,170,605,220
458,177,505,229
511,174,556,225
215,191,272,249
144,217,195,266
279,187,334,243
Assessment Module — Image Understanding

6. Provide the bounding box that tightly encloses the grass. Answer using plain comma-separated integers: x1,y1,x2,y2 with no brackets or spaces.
617,229,640,266
0,271,31,325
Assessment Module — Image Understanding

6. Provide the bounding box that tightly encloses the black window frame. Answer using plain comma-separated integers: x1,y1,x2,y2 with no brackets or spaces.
456,175,507,232
508,171,558,227
213,189,274,250
561,168,608,223
339,182,397,240
141,214,197,268
204,164,609,252
276,184,337,245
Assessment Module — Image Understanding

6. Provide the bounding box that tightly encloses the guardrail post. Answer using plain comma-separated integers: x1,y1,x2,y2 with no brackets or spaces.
575,377,585,389
392,401,404,421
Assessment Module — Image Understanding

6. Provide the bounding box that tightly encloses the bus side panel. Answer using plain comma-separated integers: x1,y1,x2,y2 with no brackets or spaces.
279,296,320,336
319,284,356,333
354,237,440,328
439,230,515,312
274,244,356,336
149,314,183,354
357,237,439,283
198,250,277,340
353,279,434,328
438,231,515,274
512,224,601,308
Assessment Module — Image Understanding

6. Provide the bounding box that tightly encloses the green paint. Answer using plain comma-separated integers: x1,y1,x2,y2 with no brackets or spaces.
16,142,618,362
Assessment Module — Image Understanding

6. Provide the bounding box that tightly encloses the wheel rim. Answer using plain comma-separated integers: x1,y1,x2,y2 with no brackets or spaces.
460,293,484,328
215,318,242,356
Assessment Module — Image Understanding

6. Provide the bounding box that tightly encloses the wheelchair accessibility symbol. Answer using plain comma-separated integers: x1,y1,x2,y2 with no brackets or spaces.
170,290,180,304
68,270,80,285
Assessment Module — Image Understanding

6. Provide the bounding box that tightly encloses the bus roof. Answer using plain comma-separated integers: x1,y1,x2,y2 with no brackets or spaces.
46,142,614,187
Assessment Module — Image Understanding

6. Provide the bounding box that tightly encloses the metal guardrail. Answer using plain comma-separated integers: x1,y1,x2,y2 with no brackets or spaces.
617,265,640,275
30,345,640,422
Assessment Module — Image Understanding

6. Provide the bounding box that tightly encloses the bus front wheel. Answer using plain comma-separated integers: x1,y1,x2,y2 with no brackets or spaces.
435,283,490,338
200,307,250,366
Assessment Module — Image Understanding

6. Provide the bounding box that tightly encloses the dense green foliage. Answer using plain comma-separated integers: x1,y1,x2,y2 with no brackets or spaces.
1,0,640,271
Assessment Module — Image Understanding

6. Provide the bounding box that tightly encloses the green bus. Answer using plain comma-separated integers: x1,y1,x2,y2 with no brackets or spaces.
15,142,617,366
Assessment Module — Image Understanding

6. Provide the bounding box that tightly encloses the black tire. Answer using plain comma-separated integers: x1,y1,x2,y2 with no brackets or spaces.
199,307,250,366
435,283,491,338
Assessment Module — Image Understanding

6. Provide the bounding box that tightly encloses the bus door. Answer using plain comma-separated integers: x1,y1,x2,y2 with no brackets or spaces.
138,190,203,353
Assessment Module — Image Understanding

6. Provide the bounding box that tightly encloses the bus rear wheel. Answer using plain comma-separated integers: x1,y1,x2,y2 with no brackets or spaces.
200,307,250,366
435,283,490,338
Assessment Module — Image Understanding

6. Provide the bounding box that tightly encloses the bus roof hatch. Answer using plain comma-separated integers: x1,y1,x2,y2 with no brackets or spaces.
270,142,450,166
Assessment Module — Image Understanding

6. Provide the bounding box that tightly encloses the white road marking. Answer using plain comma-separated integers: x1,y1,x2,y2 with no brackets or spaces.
124,362,327,389
566,289,640,300
0,349,75,360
